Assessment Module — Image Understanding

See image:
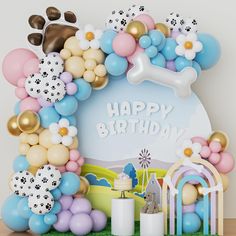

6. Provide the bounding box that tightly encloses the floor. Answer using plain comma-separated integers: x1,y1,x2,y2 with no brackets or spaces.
0,219,235,236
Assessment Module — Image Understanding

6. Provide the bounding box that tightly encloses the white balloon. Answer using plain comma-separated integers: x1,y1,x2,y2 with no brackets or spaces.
127,53,197,98
25,73,44,98
166,12,185,31
62,136,73,146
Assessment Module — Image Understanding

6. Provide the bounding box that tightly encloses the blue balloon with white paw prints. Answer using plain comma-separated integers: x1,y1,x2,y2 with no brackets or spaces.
29,214,51,234
100,30,117,54
17,197,33,219
195,33,221,70
161,38,177,60
39,106,60,128
1,195,29,232
105,53,128,76
13,155,29,172
74,79,92,101
55,95,78,116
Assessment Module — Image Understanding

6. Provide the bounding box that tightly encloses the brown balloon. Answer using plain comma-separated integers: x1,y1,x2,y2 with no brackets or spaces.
208,131,229,151
17,111,40,134
7,115,22,136
155,23,170,37
91,76,109,90
126,21,148,40
77,176,90,195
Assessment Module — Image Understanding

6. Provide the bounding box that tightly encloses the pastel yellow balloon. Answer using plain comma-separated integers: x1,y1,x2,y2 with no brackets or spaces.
39,129,54,149
28,166,39,175
84,59,97,70
65,56,85,78
126,21,148,40
35,127,44,135
208,131,229,151
155,23,170,37
19,143,30,155
47,144,69,166
17,111,40,134
83,48,105,64
19,132,29,144
7,115,22,136
26,145,48,167
64,36,83,56
60,48,72,60
182,183,198,205
68,136,79,150
27,134,39,145
94,64,107,77
91,76,109,90
83,70,96,82
220,173,229,192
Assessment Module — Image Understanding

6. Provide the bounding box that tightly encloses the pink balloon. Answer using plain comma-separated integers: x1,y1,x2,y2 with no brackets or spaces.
17,77,27,88
209,141,222,153
77,156,85,167
171,31,181,39
15,87,28,99
200,146,211,159
215,152,235,174
70,150,80,161
112,32,136,57
23,58,39,77
127,45,144,64
134,14,155,30
57,165,66,173
75,167,82,176
20,97,41,112
191,136,208,146
66,161,79,172
208,153,221,165
2,48,37,86
182,204,195,213
66,83,78,95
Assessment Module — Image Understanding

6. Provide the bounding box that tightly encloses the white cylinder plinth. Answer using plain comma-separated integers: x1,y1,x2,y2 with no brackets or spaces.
140,212,164,236
111,198,134,236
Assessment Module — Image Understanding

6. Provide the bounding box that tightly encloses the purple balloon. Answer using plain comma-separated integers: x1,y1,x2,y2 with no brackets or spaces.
69,213,93,236
183,204,196,213
53,210,72,232
171,30,181,39
183,170,204,184
166,60,176,71
66,83,77,95
90,210,107,232
59,195,73,210
60,72,73,84
70,198,92,214
37,97,53,107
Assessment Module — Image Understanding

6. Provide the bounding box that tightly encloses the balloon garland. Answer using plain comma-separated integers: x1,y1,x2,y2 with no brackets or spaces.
1,4,230,235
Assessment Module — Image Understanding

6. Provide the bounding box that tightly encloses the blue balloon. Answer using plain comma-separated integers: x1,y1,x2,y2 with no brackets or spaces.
55,95,78,116
1,195,29,232
109,73,126,80
151,53,166,68
17,197,32,219
14,101,20,115
175,56,193,72
74,79,92,101
29,214,51,234
145,45,158,58
105,53,128,76
139,35,152,49
192,61,202,76
51,188,62,200
39,107,60,128
157,38,166,51
51,201,62,214
195,199,210,220
59,172,80,195
161,38,177,60
100,30,117,54
13,155,29,172
61,115,77,126
195,33,221,70
149,30,165,46
183,212,201,234
44,213,57,225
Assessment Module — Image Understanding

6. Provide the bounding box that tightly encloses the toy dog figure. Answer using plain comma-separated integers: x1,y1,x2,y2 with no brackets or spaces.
141,192,159,214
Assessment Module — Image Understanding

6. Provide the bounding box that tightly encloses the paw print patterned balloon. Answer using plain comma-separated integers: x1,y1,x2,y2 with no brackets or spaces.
166,12,185,31
41,78,66,103
181,18,198,35
39,53,64,79
35,165,61,191
25,73,44,98
127,4,148,19
105,9,131,32
10,171,35,197
28,190,54,215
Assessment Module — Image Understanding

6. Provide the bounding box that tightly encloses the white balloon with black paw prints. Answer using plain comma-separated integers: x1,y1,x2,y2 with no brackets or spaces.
181,18,198,35
25,73,44,98
126,4,148,19
165,12,185,31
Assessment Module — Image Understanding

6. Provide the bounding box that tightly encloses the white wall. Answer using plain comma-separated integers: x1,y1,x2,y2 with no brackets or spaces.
0,0,236,218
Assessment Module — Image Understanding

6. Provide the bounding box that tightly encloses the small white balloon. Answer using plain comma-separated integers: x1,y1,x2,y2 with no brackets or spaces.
68,126,78,136
62,136,73,146
59,118,70,128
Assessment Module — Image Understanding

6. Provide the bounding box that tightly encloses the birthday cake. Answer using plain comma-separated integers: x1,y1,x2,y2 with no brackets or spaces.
114,173,133,191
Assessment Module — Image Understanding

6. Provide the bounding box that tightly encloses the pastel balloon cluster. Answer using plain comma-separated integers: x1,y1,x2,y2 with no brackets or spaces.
54,196,107,235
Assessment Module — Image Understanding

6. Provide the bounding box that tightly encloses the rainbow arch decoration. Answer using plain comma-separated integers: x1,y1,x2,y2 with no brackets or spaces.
162,157,224,235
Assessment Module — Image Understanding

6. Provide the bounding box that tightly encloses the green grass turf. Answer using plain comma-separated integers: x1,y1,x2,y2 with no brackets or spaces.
43,220,218,236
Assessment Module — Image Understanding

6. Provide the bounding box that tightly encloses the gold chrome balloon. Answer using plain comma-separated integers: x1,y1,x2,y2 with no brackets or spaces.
196,183,204,196
155,23,170,37
17,110,40,134
7,115,22,136
126,21,147,40
91,76,108,90
78,176,90,195
208,131,229,151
